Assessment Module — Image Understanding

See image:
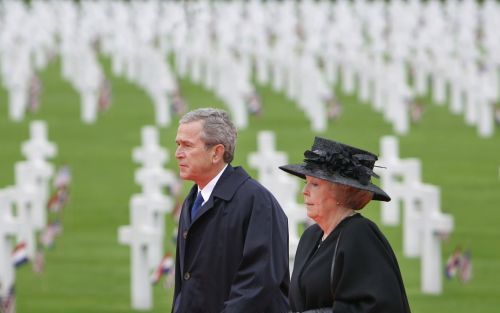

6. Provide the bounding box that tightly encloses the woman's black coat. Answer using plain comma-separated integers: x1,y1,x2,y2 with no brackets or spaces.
289,214,411,313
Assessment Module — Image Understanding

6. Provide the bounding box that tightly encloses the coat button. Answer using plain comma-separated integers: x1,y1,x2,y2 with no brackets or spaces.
183,230,188,239
183,272,191,280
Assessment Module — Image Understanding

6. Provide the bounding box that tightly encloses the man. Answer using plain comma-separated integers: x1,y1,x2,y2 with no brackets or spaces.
172,108,290,313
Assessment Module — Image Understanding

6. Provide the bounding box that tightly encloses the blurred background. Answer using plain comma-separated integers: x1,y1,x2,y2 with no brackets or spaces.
1,0,500,312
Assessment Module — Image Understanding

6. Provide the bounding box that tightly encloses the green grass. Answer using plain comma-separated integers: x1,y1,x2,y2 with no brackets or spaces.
1,57,499,313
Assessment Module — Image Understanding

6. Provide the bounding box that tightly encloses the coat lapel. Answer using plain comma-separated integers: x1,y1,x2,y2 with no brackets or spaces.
190,165,249,224
179,186,198,273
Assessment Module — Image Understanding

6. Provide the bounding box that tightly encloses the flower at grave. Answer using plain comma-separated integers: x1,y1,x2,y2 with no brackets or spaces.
12,242,28,268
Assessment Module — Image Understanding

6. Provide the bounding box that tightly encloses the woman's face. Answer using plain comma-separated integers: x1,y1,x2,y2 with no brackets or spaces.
303,175,340,222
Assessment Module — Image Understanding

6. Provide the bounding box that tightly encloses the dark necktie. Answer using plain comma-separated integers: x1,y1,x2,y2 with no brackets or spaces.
191,191,204,220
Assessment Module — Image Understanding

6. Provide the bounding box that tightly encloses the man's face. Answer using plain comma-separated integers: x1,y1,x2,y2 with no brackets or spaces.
175,120,215,185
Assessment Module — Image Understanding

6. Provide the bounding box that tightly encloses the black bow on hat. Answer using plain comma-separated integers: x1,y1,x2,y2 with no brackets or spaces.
279,137,390,202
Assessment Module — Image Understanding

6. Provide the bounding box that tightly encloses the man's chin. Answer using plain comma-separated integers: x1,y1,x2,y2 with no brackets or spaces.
179,172,192,181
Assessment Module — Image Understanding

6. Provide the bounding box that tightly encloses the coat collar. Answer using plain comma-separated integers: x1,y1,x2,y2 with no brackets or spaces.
211,165,249,201
187,165,250,224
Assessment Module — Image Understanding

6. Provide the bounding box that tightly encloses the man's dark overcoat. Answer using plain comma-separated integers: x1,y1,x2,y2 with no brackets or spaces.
172,165,290,313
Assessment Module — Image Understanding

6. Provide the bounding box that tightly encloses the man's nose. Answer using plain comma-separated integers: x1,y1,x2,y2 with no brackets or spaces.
175,147,183,158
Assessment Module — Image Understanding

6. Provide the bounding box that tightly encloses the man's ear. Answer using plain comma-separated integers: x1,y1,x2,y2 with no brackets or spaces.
212,144,225,163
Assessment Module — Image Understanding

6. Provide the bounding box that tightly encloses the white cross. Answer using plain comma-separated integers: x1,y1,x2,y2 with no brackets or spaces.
0,188,19,298
129,194,172,269
399,180,438,259
134,167,176,196
378,136,423,227
21,121,56,221
118,203,160,310
13,162,44,259
21,120,57,162
248,131,288,187
132,126,167,168
248,131,308,270
419,185,453,294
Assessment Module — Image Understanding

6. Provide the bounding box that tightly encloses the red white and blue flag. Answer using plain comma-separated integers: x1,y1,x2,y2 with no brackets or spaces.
445,247,461,279
12,242,28,268
32,250,45,275
459,250,472,283
53,165,72,189
150,254,174,285
40,221,62,249
445,246,473,283
98,78,112,112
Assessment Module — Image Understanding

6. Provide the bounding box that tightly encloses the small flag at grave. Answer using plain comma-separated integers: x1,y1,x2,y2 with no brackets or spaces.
445,247,461,279
12,242,28,268
40,221,62,249
27,74,42,113
47,188,70,213
53,165,72,189
245,90,262,116
445,246,473,283
98,78,112,112
170,88,187,116
32,250,45,275
459,250,472,283
150,253,174,285
0,286,15,313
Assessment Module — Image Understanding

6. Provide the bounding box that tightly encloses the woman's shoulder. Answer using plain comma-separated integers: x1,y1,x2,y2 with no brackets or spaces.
298,223,322,244
303,223,322,237
341,214,382,238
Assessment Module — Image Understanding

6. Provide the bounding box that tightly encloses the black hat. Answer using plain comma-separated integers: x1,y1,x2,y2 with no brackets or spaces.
279,137,390,202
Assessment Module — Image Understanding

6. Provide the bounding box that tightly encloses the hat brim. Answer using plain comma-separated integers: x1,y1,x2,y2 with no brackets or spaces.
279,163,391,202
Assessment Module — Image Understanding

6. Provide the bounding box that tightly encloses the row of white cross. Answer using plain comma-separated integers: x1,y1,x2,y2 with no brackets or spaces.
0,121,57,302
2,0,498,136
248,131,309,272
378,135,454,294
1,123,454,311
117,126,176,310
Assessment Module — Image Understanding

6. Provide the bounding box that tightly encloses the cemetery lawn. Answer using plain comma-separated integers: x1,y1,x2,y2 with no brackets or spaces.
1,58,500,313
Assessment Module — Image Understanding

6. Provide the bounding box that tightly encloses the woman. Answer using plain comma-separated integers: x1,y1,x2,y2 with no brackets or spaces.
280,137,411,313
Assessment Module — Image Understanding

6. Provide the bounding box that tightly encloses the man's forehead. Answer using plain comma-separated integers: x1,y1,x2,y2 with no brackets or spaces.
176,123,203,142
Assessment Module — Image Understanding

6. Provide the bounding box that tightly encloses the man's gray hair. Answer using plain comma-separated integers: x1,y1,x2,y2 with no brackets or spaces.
180,108,237,163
